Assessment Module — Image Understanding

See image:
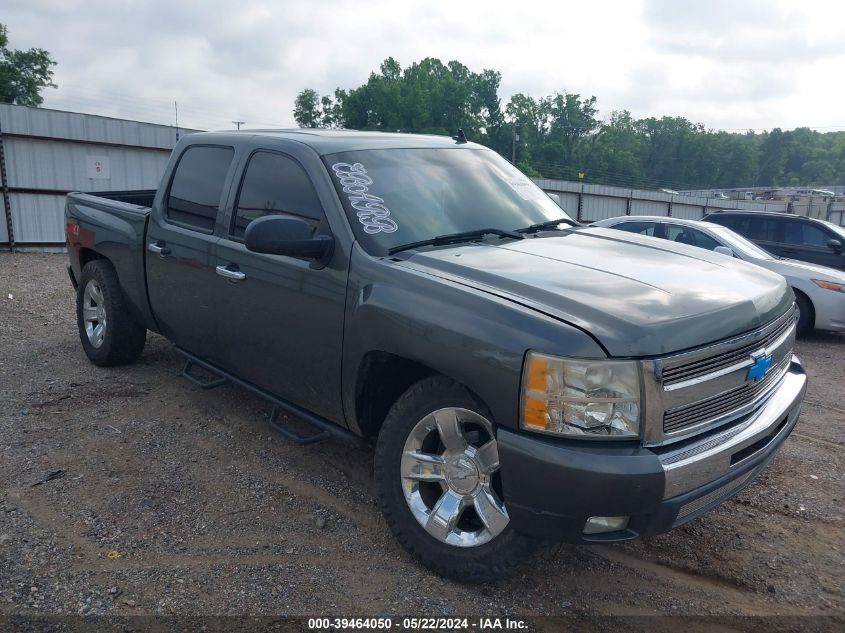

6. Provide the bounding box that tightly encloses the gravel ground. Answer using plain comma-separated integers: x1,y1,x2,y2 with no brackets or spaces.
0,253,843,624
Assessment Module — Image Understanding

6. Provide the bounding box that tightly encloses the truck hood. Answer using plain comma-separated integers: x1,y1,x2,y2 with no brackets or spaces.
397,227,792,357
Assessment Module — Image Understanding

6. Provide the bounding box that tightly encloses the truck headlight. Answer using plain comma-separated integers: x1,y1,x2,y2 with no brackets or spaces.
520,352,641,439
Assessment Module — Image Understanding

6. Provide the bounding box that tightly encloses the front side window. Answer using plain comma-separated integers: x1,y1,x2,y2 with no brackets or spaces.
232,152,324,239
665,224,699,246
614,221,657,236
687,227,721,250
323,148,572,255
784,221,831,248
166,146,234,232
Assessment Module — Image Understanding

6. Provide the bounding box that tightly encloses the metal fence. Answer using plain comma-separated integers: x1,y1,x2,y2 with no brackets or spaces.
2,104,842,248
534,178,845,227
0,104,195,248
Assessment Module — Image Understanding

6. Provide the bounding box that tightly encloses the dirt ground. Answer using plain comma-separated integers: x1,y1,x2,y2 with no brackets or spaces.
1,253,843,625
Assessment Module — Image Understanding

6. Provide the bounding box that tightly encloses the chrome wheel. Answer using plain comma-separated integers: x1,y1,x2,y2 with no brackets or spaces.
82,279,107,348
400,407,508,547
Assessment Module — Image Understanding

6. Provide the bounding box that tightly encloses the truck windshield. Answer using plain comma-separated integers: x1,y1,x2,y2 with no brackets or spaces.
323,147,573,255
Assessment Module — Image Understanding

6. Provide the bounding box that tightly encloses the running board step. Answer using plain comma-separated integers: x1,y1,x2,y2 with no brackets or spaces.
269,405,330,445
174,348,368,449
181,360,228,389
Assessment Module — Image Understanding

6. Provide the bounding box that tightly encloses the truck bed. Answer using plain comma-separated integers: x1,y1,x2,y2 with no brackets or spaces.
65,190,156,331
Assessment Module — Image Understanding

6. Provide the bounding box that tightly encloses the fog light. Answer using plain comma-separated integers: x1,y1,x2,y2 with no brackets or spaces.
583,516,629,534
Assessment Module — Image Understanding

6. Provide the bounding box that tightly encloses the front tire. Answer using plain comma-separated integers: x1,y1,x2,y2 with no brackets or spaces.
374,376,541,582
76,260,146,366
794,291,813,334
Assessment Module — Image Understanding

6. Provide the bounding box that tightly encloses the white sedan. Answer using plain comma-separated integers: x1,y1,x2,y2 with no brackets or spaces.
591,215,845,333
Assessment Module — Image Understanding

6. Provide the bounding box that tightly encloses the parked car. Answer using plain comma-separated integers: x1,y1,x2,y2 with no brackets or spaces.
592,216,845,333
65,130,806,582
703,211,845,271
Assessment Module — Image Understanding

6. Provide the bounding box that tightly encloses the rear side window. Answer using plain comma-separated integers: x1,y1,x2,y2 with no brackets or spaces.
231,151,324,239
166,146,235,232
737,216,777,242
614,221,657,236
707,215,739,230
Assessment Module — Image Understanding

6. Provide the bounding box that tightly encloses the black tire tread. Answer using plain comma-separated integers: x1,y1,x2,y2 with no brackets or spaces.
374,375,541,583
794,290,813,334
76,260,146,366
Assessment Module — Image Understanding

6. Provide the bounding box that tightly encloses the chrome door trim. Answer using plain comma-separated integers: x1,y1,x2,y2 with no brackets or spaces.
215,265,246,281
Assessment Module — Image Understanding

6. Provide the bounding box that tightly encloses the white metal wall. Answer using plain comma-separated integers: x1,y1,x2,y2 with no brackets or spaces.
0,103,197,246
0,104,181,149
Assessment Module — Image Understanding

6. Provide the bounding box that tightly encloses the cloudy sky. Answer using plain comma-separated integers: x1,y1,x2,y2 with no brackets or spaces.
5,0,845,133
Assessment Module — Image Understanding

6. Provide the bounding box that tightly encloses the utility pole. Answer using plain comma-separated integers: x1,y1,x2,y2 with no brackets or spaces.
232,121,246,130
511,124,519,164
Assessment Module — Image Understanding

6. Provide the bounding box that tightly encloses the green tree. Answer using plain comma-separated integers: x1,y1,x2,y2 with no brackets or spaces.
325,57,504,140
583,110,643,187
293,88,338,128
293,56,845,188
293,88,321,128
0,24,57,106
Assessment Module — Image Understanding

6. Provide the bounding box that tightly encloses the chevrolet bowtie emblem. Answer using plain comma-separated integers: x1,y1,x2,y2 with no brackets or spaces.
747,354,773,382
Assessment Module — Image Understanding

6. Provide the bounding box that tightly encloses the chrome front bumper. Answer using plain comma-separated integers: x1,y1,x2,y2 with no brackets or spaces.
658,355,807,498
498,354,806,543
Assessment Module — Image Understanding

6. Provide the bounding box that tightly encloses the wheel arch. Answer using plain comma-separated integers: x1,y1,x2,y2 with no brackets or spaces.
353,351,492,440
792,287,815,331
79,247,107,269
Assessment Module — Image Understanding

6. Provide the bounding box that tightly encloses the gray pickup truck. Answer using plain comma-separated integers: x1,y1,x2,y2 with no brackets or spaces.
65,130,807,582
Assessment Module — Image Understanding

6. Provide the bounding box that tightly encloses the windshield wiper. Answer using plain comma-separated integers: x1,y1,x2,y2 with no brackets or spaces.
515,217,579,233
387,228,524,256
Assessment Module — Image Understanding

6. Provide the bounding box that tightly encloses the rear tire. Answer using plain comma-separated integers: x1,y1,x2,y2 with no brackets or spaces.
794,291,813,334
374,376,541,582
76,260,146,366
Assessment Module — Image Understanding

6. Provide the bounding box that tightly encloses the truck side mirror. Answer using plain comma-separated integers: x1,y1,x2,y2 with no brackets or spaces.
713,246,735,257
547,192,562,207
827,238,842,252
244,215,333,261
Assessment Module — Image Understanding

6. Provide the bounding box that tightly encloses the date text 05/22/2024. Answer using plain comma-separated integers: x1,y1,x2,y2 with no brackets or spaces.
307,617,528,630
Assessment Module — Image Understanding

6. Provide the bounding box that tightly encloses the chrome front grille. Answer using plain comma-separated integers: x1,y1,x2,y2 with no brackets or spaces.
663,354,791,434
642,307,797,446
662,315,794,388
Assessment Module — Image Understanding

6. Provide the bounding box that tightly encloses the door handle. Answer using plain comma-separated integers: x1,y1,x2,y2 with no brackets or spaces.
147,242,171,257
216,265,246,281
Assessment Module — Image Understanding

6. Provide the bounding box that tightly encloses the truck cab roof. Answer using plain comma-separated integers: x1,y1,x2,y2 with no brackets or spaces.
186,129,483,155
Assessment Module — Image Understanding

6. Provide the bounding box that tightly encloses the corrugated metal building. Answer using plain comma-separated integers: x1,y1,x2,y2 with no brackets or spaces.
533,178,794,223
0,104,197,248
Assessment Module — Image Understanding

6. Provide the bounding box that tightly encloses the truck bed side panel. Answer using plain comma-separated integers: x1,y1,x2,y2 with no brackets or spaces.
65,192,158,332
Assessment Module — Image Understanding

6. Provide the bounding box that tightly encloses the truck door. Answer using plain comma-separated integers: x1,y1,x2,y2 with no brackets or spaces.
145,144,236,359
211,150,347,422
